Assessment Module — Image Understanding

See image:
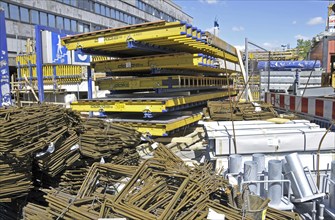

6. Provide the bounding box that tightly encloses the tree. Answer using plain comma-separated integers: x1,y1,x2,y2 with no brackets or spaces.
296,39,312,60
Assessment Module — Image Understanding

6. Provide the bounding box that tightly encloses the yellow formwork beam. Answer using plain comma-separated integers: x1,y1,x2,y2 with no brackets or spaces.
92,53,233,74
112,113,203,136
97,75,229,91
70,90,236,113
62,22,185,51
61,21,239,63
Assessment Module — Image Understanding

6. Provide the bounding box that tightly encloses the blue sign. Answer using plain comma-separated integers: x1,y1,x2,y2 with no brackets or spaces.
73,49,91,65
51,32,68,64
0,9,11,107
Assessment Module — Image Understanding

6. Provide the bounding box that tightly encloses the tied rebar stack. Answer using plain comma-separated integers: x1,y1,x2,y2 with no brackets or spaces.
0,105,143,208
79,119,141,165
0,105,81,202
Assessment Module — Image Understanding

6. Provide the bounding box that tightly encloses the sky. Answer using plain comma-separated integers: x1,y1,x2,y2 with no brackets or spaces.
174,0,330,51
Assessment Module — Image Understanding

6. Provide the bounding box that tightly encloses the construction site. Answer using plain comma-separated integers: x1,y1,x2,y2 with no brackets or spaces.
0,0,335,219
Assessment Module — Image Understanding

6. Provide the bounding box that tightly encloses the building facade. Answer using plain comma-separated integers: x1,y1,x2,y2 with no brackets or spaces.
0,0,193,66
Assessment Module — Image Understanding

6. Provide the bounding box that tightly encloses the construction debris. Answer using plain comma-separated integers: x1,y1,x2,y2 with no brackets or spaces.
204,101,278,121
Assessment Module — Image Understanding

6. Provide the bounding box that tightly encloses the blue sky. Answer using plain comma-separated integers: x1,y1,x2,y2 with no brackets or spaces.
174,0,330,50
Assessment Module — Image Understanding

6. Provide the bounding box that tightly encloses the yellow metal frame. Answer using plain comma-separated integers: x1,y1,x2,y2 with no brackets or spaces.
16,54,85,84
250,49,299,61
70,90,236,113
332,73,335,89
112,113,203,136
17,65,84,84
97,75,229,91
16,54,36,65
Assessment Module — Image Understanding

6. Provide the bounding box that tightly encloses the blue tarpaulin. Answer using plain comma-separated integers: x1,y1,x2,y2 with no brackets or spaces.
257,60,321,71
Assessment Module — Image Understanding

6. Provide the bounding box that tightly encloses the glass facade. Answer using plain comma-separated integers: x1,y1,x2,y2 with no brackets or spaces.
56,0,147,25
0,1,95,32
0,0,184,33
136,0,176,22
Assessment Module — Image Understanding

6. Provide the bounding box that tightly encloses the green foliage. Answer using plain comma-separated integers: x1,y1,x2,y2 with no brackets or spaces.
296,39,312,60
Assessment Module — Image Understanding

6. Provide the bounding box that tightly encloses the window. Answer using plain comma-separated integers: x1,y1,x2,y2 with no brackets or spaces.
0,2,9,18
40,12,47,26
106,7,110,17
115,10,119,20
63,0,70,4
83,23,90,32
78,0,92,11
100,5,105,16
94,3,100,14
48,14,55,27
56,16,63,29
111,8,115,19
64,18,70,30
31,10,39,24
94,25,100,31
20,7,29,22
139,1,144,10
71,19,77,32
119,12,123,21
78,22,83,32
9,4,19,20
70,0,77,6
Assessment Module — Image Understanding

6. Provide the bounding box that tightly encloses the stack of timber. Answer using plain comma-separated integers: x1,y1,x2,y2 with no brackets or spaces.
62,21,242,136
203,101,278,121
21,145,301,220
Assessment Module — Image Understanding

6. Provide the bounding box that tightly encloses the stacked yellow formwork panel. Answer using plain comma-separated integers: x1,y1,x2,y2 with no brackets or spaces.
62,21,241,136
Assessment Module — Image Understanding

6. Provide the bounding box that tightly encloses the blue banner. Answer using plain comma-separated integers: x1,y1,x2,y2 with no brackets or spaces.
0,9,11,107
257,60,321,71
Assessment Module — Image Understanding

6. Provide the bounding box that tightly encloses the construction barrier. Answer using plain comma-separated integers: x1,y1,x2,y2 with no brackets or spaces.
265,92,335,121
